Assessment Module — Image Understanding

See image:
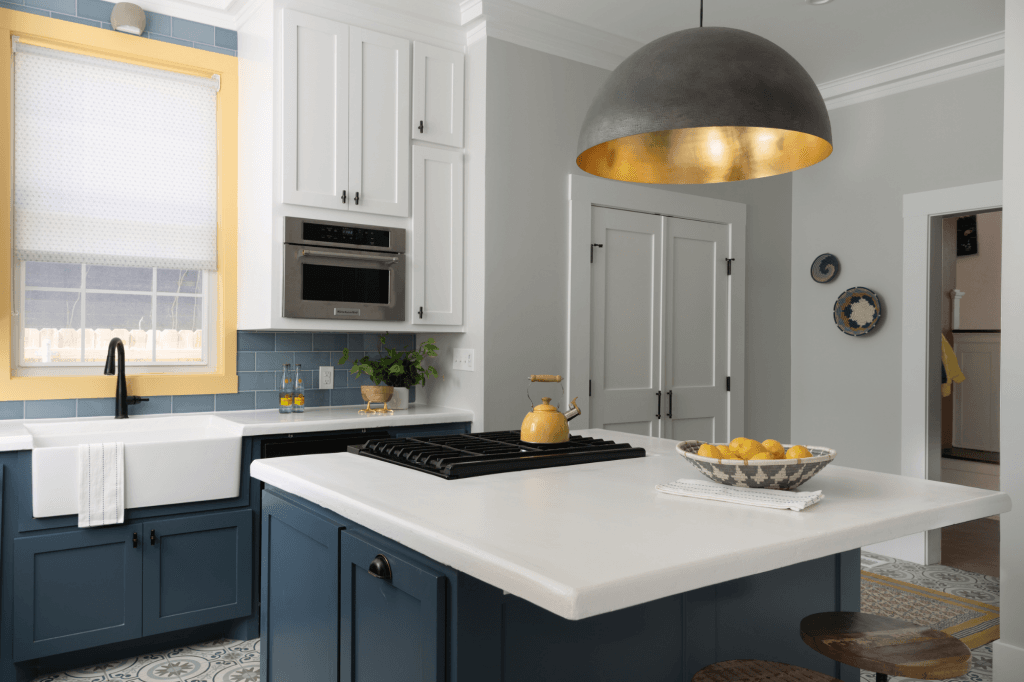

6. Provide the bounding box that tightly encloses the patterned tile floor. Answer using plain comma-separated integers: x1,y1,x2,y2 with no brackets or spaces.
30,553,998,682
860,551,998,682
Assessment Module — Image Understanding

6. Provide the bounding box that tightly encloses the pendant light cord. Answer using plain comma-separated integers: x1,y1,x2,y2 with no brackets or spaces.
700,0,703,27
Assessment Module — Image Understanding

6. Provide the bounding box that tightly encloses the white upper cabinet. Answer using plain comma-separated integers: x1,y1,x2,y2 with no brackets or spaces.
349,28,410,217
412,145,463,325
282,13,410,217
412,42,465,148
282,11,349,210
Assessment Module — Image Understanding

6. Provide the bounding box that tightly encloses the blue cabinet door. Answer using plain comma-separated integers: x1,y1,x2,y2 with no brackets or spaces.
13,524,143,661
142,509,253,635
340,532,446,682
261,490,341,682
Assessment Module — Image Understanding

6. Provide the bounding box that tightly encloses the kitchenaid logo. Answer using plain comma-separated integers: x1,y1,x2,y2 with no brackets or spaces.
333,308,361,316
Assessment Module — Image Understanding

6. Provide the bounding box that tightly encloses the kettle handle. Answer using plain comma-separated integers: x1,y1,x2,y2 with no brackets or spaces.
529,375,563,382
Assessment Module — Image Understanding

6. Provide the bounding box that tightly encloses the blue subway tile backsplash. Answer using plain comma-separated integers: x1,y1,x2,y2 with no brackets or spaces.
3,2,237,56
0,332,421,419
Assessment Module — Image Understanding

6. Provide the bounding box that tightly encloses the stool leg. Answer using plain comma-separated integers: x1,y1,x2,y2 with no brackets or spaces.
875,673,888,682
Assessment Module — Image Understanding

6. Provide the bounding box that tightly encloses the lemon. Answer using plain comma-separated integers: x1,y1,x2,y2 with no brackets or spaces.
733,440,769,460
697,443,719,459
785,445,813,460
716,445,732,458
748,452,773,460
762,439,785,459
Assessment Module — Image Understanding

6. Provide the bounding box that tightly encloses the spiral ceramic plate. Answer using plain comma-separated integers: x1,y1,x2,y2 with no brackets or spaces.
676,441,837,490
834,286,881,336
811,253,840,283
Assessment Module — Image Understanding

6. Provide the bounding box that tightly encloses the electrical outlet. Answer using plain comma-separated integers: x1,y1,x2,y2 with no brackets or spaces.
319,366,334,390
453,348,474,371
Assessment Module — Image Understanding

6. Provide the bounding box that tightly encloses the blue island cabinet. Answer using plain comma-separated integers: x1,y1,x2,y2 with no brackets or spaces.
262,487,862,682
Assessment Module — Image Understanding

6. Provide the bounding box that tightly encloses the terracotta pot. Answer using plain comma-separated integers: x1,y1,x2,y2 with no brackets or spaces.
360,385,394,405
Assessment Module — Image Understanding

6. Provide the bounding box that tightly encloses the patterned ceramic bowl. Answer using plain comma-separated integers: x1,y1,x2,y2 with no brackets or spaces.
675,441,837,490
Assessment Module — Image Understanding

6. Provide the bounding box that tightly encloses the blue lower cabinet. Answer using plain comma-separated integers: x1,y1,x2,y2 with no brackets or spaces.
261,490,341,682
340,532,446,682
13,525,143,661
142,510,253,636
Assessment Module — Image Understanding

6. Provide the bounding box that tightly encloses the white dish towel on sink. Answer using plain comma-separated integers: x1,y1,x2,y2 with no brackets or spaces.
656,479,824,511
78,442,125,527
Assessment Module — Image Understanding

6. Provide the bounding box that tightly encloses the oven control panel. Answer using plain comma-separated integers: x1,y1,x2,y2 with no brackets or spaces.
302,222,390,248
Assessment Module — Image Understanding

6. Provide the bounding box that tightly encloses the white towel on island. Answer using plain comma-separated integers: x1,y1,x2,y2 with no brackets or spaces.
78,442,125,527
656,479,824,511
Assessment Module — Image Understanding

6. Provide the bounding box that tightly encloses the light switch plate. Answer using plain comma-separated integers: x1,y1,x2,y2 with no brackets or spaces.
319,366,334,390
453,348,474,371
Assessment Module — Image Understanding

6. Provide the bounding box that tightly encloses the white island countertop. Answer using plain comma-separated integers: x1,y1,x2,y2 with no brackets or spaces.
0,405,474,451
251,429,1011,621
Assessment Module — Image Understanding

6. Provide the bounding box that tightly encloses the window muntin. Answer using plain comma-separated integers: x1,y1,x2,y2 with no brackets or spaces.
18,261,209,367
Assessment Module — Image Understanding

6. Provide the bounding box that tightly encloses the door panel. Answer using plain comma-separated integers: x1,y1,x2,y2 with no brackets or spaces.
282,10,348,209
412,42,464,148
412,145,463,325
349,28,410,217
13,525,143,660
662,217,729,443
340,532,445,682
953,335,1001,451
590,207,663,437
142,510,252,635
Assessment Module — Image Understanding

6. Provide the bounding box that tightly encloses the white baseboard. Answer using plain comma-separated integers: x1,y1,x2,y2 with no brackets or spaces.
993,639,1024,681
865,532,929,564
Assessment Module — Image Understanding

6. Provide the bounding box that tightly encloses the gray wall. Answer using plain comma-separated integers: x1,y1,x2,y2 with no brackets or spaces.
481,38,794,440
790,68,1004,474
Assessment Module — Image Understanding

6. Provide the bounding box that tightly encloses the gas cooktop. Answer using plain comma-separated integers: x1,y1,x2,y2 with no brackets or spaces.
347,430,645,479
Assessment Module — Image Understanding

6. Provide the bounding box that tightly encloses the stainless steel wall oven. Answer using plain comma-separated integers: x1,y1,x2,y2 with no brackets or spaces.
282,217,405,321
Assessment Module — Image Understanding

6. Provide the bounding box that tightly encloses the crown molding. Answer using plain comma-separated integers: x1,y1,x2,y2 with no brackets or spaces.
460,0,639,71
819,31,1004,110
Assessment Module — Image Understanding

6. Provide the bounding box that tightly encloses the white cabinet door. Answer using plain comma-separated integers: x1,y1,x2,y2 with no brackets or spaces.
282,10,349,210
589,207,664,438
661,217,730,443
953,334,1001,452
348,28,410,217
412,42,464,148
411,145,463,325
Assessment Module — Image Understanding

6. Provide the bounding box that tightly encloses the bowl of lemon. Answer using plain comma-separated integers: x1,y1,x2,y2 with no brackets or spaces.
675,438,837,490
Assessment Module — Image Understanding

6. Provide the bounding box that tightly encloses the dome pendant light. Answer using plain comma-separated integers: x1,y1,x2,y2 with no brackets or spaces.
576,0,832,184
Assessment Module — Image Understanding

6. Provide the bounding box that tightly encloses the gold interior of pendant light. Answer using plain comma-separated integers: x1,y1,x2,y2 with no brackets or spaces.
577,126,833,184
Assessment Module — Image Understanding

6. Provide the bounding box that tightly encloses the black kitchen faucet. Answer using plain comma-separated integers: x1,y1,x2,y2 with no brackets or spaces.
104,337,149,419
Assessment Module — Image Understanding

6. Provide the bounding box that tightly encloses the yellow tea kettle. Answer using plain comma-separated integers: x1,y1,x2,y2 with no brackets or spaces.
520,374,582,444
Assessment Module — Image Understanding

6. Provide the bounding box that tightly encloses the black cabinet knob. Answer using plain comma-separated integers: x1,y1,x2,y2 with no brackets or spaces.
368,554,392,580
150,530,156,546
133,532,138,548
354,191,360,205
418,120,424,133
341,190,347,204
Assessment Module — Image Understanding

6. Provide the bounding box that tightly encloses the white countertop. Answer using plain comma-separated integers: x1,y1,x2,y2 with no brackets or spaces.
250,429,1011,621
0,405,474,451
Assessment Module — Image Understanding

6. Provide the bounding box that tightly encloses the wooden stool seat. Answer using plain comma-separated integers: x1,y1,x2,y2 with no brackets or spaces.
800,612,971,681
691,659,840,681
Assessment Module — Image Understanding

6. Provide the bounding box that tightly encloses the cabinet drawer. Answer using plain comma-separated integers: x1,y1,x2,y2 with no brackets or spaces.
340,532,446,682
142,509,253,635
13,525,143,661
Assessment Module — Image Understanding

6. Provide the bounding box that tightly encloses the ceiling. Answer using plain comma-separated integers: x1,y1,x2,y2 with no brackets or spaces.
505,0,1005,83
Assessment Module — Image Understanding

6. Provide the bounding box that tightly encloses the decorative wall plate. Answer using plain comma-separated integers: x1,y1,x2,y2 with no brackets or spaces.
834,286,881,336
810,253,840,283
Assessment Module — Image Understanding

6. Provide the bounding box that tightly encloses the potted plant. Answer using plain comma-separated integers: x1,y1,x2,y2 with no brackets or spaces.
340,334,439,409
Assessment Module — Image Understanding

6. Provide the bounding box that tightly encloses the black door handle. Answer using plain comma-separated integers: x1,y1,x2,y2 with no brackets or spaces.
667,390,673,419
655,390,662,419
341,190,347,204
418,120,424,133
133,532,138,549
354,191,360,205
368,554,392,580
150,530,155,546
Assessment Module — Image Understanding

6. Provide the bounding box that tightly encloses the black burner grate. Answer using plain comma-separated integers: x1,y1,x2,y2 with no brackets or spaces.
347,430,645,479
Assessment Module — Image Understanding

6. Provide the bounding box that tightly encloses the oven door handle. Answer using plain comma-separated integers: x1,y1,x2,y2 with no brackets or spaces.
298,248,399,264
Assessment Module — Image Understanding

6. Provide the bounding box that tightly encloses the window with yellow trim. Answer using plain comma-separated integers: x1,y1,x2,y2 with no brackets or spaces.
1,9,238,400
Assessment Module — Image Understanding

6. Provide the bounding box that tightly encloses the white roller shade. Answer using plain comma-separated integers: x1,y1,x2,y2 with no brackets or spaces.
13,41,219,270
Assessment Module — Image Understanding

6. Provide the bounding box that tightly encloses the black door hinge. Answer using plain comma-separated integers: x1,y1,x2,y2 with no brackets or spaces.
726,376,731,392
726,258,735,276
589,379,592,397
591,243,604,263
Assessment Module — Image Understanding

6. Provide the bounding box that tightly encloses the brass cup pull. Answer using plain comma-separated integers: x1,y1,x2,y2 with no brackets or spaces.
368,554,392,581
529,375,563,383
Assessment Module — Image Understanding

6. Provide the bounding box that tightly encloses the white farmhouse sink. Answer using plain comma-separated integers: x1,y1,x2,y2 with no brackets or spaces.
29,415,244,518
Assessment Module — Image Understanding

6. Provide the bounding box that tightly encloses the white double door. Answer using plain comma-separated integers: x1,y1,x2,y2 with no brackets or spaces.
590,206,734,442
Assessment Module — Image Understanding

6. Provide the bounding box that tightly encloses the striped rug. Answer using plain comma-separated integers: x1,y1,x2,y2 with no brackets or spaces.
861,571,999,649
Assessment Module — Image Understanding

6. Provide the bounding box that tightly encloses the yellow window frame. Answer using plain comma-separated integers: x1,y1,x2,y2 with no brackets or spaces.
0,9,238,400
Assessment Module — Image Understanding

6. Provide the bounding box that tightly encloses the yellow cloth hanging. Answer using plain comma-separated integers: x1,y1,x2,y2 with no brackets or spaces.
941,334,965,398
